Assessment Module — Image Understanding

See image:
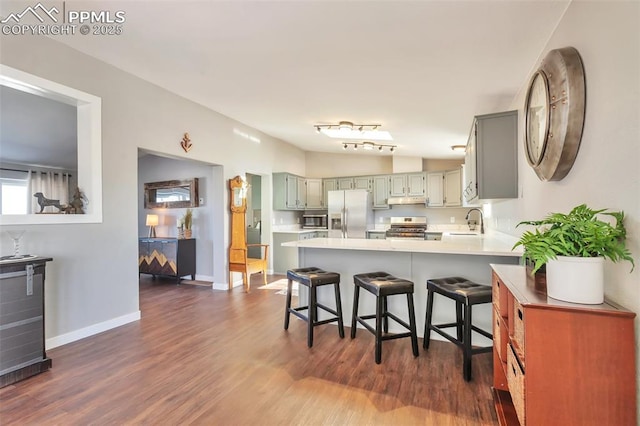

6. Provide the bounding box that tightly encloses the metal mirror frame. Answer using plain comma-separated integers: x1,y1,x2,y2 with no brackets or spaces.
525,47,586,181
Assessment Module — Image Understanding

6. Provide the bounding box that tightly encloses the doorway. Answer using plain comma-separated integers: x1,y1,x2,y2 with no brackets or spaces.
245,173,262,258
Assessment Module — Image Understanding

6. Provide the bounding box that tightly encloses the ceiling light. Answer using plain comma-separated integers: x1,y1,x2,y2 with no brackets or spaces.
339,141,397,153
451,145,467,152
314,121,392,141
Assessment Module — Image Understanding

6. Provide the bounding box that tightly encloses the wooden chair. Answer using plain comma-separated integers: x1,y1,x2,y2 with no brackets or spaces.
228,175,269,292
229,244,269,292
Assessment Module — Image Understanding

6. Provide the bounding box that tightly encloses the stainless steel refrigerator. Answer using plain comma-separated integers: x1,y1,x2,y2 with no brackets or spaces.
328,190,373,238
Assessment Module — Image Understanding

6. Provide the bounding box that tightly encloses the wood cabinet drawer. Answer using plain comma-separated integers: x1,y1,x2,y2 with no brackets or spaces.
511,298,525,356
493,307,508,364
492,273,509,316
507,344,526,425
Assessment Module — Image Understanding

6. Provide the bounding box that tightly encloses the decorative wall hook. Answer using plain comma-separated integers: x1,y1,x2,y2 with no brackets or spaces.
180,132,192,153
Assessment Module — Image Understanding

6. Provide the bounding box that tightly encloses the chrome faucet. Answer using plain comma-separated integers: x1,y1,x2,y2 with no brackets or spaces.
465,208,484,234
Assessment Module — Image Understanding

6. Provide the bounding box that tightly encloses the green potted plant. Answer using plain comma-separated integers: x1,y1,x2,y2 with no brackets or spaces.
182,208,193,239
513,204,634,304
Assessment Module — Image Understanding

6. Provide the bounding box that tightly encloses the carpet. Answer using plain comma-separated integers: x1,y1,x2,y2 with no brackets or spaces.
258,279,298,296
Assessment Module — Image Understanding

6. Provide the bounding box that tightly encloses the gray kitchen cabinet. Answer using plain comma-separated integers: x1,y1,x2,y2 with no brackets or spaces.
464,110,518,202
390,173,426,197
0,257,53,388
426,172,444,207
444,168,462,207
353,176,372,191
305,178,324,209
314,230,328,238
389,174,407,197
323,178,337,208
372,175,390,209
273,173,306,210
366,230,387,239
338,178,354,190
273,231,317,274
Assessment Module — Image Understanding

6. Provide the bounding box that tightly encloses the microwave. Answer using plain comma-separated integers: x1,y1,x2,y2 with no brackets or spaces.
302,214,328,229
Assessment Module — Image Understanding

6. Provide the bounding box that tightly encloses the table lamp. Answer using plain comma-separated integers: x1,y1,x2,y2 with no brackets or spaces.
146,214,159,238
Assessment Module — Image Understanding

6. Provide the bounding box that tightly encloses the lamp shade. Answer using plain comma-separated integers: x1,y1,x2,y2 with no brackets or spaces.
146,214,159,227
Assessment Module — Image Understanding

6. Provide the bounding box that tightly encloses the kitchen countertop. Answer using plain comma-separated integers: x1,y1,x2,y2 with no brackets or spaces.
272,228,327,234
282,231,522,257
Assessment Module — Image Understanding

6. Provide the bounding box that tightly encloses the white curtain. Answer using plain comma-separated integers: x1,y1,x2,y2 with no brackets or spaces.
27,171,70,213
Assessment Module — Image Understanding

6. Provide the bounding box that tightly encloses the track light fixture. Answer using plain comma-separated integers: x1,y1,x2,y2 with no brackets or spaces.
314,121,393,141
340,141,397,153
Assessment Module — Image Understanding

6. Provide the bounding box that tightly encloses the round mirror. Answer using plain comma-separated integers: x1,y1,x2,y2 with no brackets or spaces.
525,71,549,166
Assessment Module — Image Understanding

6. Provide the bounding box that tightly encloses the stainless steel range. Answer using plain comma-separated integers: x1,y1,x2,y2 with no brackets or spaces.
385,217,427,240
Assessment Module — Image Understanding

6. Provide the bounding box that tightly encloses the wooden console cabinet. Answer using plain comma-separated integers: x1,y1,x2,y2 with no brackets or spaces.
0,257,53,387
491,264,637,425
138,238,195,283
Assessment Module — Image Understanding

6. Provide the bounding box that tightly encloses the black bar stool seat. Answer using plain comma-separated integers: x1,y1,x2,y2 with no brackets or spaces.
423,277,493,381
351,272,419,364
284,267,344,347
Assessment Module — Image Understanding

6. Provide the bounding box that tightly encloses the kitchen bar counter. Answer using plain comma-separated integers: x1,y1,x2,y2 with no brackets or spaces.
283,232,521,344
282,231,522,257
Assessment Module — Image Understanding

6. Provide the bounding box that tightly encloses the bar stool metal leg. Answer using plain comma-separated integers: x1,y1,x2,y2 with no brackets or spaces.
308,284,316,348
456,301,463,341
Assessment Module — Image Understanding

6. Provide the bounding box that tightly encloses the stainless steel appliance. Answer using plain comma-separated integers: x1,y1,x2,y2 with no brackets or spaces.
328,190,373,238
302,214,328,229
385,217,427,240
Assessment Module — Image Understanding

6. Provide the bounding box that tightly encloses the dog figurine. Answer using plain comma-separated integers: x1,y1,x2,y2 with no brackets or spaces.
33,192,64,213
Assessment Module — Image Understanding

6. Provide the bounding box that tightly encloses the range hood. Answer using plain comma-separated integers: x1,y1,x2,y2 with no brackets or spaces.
387,196,427,205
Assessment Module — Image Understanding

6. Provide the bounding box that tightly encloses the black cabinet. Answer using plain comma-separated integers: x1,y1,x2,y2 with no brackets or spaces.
138,238,195,282
0,257,52,387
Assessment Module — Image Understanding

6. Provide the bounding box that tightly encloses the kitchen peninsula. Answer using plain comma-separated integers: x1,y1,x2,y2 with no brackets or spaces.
282,232,522,345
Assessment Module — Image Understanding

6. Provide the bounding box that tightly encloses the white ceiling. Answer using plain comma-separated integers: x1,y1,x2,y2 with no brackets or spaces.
11,1,571,159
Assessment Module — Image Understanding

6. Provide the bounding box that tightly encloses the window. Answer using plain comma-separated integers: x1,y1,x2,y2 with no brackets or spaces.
1,177,28,214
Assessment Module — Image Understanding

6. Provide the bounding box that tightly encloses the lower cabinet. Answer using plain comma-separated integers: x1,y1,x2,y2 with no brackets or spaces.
0,257,53,387
491,264,637,425
273,231,320,274
366,231,387,239
139,238,196,282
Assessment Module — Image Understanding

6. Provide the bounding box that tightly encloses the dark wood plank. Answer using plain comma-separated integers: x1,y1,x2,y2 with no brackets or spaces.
0,274,498,425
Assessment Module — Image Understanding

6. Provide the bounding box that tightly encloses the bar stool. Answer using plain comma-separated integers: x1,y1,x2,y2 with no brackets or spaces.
423,277,493,381
284,267,345,348
351,272,419,364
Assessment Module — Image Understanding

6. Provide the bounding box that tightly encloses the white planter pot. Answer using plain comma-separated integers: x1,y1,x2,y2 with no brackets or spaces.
546,256,604,304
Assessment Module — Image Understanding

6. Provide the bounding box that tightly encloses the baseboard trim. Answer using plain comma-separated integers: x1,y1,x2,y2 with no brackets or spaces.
45,311,141,350
195,274,214,282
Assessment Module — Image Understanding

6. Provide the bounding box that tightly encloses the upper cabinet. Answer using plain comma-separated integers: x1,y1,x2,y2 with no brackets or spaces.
273,173,306,210
390,172,426,197
444,168,462,207
426,172,444,207
323,178,337,208
305,178,324,209
336,176,372,191
372,175,390,209
464,110,518,202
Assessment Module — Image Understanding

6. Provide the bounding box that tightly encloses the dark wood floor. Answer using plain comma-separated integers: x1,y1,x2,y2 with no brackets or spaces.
0,274,497,425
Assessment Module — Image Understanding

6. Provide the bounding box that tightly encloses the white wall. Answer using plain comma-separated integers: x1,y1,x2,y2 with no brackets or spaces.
138,153,218,281
0,34,305,346
489,2,640,416
305,152,392,178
